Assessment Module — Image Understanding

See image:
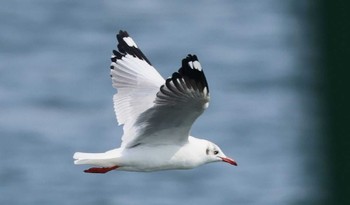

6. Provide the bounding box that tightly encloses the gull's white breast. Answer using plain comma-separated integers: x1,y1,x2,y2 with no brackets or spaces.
117,137,208,172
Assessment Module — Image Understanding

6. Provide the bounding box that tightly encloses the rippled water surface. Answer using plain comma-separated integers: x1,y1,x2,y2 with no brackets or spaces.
0,1,323,204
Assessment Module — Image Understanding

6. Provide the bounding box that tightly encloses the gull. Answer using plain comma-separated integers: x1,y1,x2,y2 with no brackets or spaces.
73,30,237,173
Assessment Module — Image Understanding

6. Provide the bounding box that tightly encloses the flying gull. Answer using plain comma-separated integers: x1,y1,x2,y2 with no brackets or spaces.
73,30,237,173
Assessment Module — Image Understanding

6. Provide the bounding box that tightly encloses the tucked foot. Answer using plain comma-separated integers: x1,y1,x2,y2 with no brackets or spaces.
84,165,119,174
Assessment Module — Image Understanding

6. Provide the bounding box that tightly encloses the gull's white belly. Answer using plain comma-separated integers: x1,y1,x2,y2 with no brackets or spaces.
117,142,206,172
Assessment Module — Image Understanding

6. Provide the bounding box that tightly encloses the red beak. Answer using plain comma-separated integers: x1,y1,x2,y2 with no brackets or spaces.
220,157,237,166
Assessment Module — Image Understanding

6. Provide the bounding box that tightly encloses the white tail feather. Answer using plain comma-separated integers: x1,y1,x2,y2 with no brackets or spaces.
73,152,119,167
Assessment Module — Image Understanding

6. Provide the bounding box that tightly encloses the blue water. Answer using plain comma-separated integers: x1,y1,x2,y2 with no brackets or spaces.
0,0,324,204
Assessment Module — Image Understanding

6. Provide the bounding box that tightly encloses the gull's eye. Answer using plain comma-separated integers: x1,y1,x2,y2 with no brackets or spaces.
214,150,219,155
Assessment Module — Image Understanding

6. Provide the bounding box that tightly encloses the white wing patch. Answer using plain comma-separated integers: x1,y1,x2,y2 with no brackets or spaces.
193,61,202,71
111,54,164,125
110,31,164,147
123,37,138,48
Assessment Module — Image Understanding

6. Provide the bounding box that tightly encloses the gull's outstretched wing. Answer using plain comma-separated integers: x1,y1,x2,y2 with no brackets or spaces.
131,54,210,147
110,31,165,146
110,31,210,148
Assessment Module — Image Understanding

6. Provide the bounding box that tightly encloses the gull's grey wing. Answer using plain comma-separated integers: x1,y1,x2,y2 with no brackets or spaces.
125,54,210,147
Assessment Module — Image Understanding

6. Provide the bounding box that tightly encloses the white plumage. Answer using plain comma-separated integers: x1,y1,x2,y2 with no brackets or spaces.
73,30,236,173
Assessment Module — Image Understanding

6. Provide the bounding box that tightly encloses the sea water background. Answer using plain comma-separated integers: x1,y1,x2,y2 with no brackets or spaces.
0,1,325,204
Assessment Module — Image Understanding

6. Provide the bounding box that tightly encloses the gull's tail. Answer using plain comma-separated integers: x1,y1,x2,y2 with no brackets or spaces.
73,150,120,167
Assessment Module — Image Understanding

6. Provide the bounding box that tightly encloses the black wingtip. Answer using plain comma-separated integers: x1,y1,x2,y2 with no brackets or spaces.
182,54,199,68
176,54,209,93
117,30,129,39
112,30,152,65
180,54,201,71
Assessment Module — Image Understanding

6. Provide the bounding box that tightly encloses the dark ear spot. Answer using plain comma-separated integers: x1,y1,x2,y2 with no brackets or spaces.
206,148,209,155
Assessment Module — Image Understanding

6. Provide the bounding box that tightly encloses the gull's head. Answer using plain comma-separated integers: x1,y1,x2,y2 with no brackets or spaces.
205,141,237,166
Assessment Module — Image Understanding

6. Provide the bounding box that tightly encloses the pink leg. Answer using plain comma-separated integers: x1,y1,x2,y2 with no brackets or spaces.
84,165,119,174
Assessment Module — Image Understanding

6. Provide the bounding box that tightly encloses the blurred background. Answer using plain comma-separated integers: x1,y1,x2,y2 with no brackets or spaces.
1,0,348,204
